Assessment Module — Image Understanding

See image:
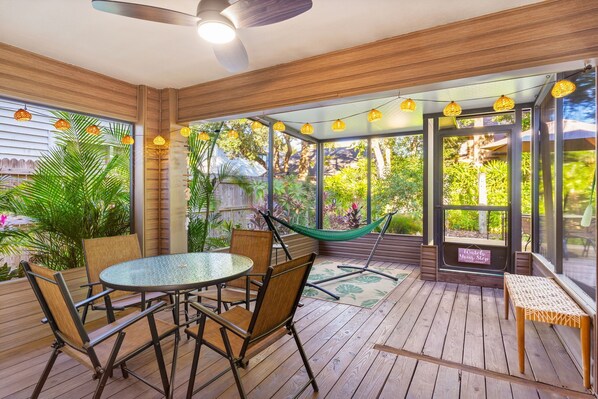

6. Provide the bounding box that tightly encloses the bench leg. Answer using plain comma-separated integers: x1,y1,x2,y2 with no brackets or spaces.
581,315,591,389
516,306,525,374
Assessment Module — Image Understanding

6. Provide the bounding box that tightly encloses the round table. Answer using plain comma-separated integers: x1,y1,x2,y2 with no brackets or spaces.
99,252,253,293
100,252,253,396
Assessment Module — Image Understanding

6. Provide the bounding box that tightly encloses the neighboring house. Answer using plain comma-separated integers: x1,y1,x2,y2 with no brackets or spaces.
0,99,55,185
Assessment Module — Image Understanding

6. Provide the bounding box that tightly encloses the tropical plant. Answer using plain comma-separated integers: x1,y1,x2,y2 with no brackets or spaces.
346,203,362,229
384,214,422,235
187,124,250,252
1,112,131,270
0,262,23,282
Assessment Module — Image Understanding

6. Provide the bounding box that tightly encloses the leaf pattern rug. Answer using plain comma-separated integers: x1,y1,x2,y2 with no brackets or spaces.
303,260,409,308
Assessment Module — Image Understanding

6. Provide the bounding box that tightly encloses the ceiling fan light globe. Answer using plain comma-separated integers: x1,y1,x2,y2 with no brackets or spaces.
197,19,236,44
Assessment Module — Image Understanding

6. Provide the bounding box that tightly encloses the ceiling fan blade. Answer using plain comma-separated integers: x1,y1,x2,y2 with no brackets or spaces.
92,0,199,26
213,37,249,73
222,0,312,29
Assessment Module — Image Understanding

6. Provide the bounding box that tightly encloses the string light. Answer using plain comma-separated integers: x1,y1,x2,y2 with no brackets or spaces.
273,121,286,131
153,135,166,146
551,80,576,98
443,101,462,117
86,125,101,135
400,98,416,112
493,95,515,112
198,131,210,141
53,118,71,131
228,129,239,139
121,135,135,145
300,123,314,135
180,127,191,137
14,107,31,122
331,119,346,132
251,120,263,132
367,108,383,122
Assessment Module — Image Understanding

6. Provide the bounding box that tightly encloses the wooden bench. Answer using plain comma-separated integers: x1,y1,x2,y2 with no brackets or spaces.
504,273,591,389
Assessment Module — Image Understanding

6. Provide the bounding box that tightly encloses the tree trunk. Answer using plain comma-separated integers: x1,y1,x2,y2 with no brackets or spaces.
298,141,310,179
371,140,386,178
283,135,292,173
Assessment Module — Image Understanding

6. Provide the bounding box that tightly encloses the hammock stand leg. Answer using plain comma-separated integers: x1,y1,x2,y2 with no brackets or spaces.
314,216,398,284
335,227,399,281
260,211,341,300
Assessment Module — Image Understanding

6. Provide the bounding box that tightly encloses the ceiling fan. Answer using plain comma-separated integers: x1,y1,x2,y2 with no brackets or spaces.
91,0,312,72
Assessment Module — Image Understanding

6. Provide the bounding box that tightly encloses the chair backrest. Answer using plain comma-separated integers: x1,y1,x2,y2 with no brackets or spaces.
83,234,141,295
22,261,88,349
227,229,273,289
247,253,316,343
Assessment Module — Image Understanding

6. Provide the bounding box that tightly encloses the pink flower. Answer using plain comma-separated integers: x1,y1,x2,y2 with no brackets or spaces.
0,214,7,226
351,203,358,210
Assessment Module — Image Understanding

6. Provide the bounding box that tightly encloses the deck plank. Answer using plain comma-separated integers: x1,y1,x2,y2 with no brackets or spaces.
482,287,513,399
372,282,447,399
461,285,486,399
404,283,458,398
433,284,470,399
324,281,435,398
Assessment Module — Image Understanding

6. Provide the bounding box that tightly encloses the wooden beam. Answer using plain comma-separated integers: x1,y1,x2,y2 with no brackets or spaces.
374,344,595,399
178,0,598,122
0,42,137,122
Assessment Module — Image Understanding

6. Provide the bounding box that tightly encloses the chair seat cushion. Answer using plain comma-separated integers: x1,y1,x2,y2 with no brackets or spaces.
195,288,257,304
94,291,167,310
65,311,177,368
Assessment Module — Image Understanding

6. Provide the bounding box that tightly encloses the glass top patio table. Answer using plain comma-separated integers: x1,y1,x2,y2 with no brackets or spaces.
99,252,253,292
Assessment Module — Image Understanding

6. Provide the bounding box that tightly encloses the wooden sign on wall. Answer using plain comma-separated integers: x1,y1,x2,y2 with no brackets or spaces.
458,248,491,265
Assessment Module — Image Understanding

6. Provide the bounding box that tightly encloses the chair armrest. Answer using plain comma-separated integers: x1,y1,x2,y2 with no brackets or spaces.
246,273,265,288
250,280,263,288
88,301,168,347
74,288,115,310
188,301,249,339
80,281,102,288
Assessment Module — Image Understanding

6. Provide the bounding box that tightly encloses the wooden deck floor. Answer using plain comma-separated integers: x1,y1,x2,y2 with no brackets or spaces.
0,256,591,399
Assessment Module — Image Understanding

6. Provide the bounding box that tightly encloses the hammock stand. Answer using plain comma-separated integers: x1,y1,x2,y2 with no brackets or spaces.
260,210,398,300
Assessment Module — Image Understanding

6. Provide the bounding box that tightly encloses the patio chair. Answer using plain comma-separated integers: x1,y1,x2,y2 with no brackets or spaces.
185,253,318,399
22,261,177,399
81,234,169,323
194,229,273,313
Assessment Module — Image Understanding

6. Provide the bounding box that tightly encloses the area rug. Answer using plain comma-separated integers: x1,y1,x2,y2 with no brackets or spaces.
302,260,410,308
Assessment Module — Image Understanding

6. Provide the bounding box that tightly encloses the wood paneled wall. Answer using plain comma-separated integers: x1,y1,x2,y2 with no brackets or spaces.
0,43,137,122
177,0,598,122
420,245,438,281
0,267,106,357
140,87,163,256
319,234,422,265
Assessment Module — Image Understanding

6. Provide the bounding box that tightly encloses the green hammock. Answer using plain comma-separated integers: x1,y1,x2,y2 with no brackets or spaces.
267,214,389,241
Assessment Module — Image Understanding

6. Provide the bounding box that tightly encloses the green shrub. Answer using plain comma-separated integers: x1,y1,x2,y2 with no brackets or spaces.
384,214,421,235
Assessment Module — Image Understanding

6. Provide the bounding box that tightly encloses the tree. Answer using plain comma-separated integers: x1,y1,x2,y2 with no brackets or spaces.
187,124,250,251
1,112,131,270
215,119,268,169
